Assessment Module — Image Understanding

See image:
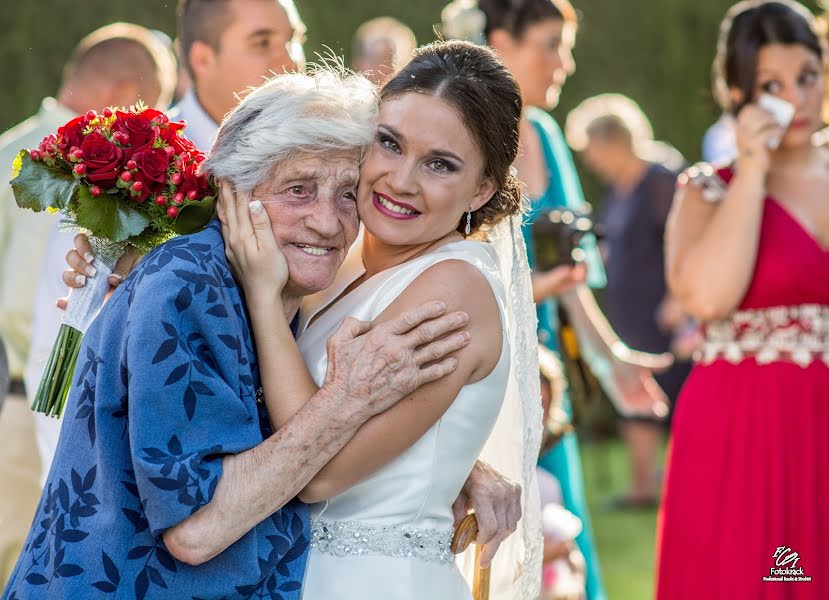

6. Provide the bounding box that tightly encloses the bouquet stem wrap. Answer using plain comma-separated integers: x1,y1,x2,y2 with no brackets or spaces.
32,237,123,417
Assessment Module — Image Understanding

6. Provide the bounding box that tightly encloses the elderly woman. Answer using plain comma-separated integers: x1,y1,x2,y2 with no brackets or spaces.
1,68,477,600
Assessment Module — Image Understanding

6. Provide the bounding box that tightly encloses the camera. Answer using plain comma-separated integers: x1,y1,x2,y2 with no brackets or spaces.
531,207,601,271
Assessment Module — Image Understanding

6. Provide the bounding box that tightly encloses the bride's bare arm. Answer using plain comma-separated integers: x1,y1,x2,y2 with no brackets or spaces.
219,184,472,435
217,183,320,430
298,260,501,503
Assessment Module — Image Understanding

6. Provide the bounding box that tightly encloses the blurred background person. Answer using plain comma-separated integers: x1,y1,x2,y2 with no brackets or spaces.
174,0,307,150
537,345,587,600
658,1,829,597
443,1,672,598
0,22,176,586
701,112,738,164
0,339,7,414
351,16,416,85
566,94,693,508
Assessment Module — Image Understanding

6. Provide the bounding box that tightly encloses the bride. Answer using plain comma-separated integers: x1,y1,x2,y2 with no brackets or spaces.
221,41,541,599
63,41,542,598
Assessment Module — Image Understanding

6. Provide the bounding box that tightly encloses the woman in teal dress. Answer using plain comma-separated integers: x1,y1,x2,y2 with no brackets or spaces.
443,1,672,598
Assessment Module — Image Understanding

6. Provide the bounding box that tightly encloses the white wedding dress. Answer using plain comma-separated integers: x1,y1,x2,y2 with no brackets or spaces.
296,238,510,600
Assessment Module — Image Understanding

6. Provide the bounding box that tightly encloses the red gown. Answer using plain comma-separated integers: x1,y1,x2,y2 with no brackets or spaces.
656,166,829,599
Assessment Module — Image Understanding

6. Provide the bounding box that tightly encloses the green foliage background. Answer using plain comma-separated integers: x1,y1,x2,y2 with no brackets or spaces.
1,0,820,166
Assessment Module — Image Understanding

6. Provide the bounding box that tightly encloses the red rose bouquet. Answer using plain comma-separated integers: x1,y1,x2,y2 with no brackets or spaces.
10,102,216,417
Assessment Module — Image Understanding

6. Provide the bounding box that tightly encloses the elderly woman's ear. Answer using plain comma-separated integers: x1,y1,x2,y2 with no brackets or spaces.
215,180,241,227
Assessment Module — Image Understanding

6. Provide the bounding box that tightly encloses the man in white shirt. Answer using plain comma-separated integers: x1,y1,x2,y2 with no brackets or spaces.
172,0,307,150
0,23,176,585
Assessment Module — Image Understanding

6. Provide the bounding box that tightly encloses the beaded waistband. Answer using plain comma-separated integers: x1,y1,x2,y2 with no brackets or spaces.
696,304,829,368
310,519,455,564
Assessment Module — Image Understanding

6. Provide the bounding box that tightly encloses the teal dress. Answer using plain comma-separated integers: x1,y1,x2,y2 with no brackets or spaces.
523,107,607,600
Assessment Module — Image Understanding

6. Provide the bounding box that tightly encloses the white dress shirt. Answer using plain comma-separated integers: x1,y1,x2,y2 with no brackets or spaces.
168,89,219,152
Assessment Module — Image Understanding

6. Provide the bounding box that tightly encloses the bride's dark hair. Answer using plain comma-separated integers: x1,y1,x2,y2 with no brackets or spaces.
380,40,523,236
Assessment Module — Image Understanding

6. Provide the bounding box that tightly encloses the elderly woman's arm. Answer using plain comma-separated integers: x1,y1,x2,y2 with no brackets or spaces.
158,301,467,566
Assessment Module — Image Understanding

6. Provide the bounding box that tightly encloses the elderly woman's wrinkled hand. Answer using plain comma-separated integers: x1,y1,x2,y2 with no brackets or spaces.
217,181,289,306
451,460,522,569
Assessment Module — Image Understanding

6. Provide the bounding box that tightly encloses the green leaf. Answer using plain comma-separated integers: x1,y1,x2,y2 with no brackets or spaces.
73,187,150,242
172,195,215,235
10,151,79,212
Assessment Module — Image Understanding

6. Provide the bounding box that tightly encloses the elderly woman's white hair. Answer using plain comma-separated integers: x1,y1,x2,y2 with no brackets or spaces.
202,67,378,192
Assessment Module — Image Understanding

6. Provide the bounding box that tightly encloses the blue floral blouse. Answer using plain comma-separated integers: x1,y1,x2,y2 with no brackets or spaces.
2,220,309,600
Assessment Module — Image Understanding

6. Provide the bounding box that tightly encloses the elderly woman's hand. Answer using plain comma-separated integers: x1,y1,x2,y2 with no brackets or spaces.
217,181,289,306
57,234,141,310
452,460,522,568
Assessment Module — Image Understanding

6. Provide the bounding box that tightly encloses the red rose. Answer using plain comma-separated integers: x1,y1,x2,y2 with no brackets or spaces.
140,108,169,126
178,161,211,200
113,111,159,152
79,132,125,189
132,147,169,197
57,115,88,158
161,121,189,146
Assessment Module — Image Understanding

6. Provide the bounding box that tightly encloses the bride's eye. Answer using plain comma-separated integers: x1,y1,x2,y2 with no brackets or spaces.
378,133,401,153
428,159,456,173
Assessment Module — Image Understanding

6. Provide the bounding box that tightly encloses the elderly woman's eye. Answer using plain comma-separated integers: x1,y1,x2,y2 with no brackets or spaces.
343,191,357,201
290,185,305,195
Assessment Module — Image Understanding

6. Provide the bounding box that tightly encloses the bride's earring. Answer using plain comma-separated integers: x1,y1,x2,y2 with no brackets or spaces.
464,205,472,236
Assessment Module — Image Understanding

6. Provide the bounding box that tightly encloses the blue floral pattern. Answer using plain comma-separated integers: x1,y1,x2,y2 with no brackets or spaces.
2,221,309,599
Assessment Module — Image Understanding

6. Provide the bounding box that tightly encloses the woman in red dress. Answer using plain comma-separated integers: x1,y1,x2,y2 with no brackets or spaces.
656,1,829,598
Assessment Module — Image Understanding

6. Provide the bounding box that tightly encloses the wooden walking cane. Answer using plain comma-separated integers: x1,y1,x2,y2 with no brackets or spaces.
451,513,490,600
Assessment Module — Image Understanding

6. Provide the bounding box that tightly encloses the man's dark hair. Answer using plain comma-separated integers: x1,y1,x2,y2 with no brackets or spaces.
177,0,238,78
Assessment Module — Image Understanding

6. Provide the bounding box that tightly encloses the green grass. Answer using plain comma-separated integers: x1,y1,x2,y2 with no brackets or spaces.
579,438,665,600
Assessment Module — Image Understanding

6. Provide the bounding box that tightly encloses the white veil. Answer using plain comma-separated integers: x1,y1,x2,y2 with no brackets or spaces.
457,214,543,599
442,3,543,591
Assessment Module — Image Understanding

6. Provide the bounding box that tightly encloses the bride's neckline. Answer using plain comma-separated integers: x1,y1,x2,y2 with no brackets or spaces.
303,237,488,332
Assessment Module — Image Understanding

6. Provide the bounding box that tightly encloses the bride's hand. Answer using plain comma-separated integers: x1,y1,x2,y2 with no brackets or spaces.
217,181,289,306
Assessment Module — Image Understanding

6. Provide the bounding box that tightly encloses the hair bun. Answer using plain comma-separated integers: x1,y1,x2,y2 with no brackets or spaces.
441,0,487,44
